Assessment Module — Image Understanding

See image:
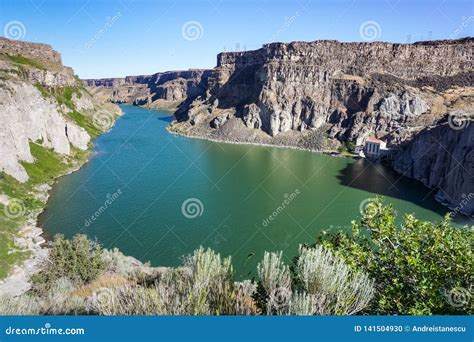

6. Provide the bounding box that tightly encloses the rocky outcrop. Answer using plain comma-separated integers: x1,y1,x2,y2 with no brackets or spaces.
393,117,473,216
169,38,473,215
175,38,472,140
0,37,62,63
0,37,120,183
85,69,211,110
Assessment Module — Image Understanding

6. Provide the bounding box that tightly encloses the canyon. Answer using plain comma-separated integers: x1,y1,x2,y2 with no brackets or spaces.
86,38,473,216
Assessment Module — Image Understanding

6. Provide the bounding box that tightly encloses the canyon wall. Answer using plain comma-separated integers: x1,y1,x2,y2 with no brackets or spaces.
173,38,473,216
0,37,120,183
393,120,473,216
86,38,473,215
84,69,211,110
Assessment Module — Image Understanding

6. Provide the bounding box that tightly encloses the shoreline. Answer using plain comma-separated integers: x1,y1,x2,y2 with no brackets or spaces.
166,125,355,158
0,125,119,297
166,121,473,220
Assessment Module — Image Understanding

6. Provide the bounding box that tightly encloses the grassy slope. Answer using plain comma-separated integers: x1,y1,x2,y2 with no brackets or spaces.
0,52,105,279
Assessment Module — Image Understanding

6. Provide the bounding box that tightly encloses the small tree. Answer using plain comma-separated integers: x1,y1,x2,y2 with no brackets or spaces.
320,197,473,315
31,234,107,294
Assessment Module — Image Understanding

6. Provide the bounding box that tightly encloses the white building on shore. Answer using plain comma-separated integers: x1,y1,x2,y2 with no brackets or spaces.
362,137,389,158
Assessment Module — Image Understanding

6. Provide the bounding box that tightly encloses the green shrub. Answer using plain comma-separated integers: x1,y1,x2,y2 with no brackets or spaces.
254,248,374,315
31,234,107,294
5,54,46,70
319,197,473,315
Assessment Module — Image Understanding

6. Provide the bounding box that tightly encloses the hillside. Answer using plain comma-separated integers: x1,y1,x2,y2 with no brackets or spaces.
0,37,121,288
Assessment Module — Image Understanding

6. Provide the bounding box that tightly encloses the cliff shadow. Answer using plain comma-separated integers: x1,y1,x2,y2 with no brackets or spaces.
336,158,459,220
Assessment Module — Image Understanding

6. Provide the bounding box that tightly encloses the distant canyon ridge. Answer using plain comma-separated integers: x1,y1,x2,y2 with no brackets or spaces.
86,38,474,216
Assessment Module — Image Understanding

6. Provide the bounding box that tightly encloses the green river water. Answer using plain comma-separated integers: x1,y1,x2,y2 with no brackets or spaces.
39,105,459,278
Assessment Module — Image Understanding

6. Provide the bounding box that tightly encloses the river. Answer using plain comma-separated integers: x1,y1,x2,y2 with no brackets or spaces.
39,105,455,278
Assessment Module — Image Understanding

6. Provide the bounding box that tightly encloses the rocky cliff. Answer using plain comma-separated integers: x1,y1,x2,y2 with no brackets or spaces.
85,38,473,215
85,69,211,110
169,38,473,215
0,37,120,183
393,119,473,216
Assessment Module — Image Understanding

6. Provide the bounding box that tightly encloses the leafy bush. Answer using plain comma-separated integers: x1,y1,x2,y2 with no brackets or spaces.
31,234,107,294
320,197,473,315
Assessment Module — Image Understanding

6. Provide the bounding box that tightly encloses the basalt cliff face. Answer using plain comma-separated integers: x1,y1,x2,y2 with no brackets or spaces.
84,69,211,111
393,120,473,216
0,37,121,183
86,38,473,215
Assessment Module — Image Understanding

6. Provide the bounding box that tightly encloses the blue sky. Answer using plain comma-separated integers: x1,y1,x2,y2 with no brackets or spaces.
1,0,472,78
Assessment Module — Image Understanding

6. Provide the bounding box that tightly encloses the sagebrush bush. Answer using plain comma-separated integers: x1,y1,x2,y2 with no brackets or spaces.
31,234,107,294
295,245,374,315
